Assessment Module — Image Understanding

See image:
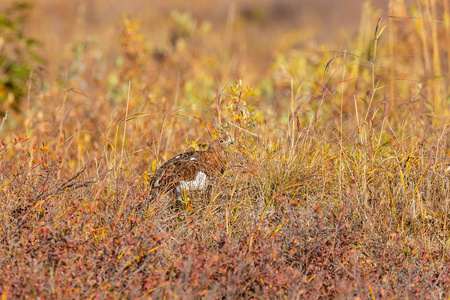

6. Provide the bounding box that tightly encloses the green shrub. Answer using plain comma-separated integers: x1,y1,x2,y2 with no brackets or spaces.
0,1,42,115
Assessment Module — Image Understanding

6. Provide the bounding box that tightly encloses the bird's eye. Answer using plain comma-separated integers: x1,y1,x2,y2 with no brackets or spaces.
219,140,224,143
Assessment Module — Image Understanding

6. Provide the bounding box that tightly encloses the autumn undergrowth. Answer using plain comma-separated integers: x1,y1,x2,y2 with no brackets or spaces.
1,0,450,298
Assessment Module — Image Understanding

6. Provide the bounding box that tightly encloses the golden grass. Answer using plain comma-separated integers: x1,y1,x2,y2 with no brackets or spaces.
0,0,449,298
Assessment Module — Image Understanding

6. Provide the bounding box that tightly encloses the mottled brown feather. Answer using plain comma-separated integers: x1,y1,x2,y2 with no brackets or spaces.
149,136,233,198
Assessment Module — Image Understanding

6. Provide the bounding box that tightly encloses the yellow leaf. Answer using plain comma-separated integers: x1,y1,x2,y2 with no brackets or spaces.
2,285,9,300
40,147,48,152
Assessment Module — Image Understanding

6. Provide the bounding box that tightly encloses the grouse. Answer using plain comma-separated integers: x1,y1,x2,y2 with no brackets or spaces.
149,136,233,199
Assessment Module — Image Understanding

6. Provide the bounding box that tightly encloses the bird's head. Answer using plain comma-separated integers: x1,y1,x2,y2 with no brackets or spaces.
209,136,234,151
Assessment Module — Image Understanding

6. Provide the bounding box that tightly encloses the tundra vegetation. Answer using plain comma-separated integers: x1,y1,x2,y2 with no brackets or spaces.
0,0,449,298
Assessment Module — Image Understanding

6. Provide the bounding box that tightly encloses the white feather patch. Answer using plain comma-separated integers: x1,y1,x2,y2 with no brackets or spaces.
176,171,209,193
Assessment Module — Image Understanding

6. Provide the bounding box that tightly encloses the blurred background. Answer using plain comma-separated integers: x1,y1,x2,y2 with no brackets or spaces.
2,0,400,81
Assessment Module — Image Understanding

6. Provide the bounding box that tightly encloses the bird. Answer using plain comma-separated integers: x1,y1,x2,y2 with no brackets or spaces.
149,136,233,200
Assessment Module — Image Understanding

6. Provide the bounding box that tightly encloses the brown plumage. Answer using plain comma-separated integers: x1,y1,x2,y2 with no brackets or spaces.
149,136,233,199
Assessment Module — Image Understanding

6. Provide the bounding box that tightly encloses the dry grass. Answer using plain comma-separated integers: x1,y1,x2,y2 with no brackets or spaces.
1,0,450,298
